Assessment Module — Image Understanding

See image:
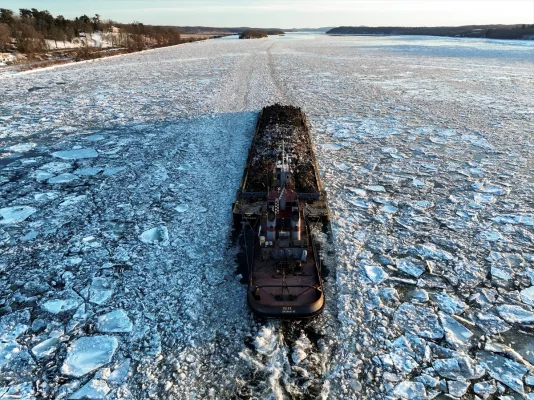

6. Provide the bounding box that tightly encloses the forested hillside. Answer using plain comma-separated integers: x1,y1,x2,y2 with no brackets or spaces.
327,24,534,40
0,8,182,55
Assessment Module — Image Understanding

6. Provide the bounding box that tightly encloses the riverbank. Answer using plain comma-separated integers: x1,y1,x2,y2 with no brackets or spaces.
327,24,534,40
0,36,216,75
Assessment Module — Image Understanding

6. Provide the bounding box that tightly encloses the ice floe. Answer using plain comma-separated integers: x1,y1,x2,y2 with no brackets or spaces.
496,305,534,325
139,226,170,246
397,258,425,278
478,351,528,395
364,264,388,284
51,148,98,160
0,382,35,400
439,312,473,350
48,173,79,184
69,379,110,399
392,381,427,399
520,286,534,306
89,277,114,305
31,337,60,359
96,309,133,333
393,303,444,339
0,206,37,225
61,336,118,377
41,291,82,314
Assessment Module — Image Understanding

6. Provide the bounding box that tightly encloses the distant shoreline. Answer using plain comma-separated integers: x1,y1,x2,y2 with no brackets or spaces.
327,24,534,40
327,33,534,41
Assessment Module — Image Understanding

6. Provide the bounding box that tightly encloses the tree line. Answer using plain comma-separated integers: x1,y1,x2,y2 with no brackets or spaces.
0,8,182,55
327,24,534,40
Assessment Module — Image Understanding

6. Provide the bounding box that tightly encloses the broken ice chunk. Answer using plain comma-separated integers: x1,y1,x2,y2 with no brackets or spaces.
0,206,37,225
366,185,385,192
347,187,367,197
74,167,103,176
433,356,484,380
103,167,126,176
473,381,497,397
393,303,444,339
478,351,527,395
381,204,398,214
175,204,189,213
334,162,350,171
0,310,30,341
397,258,425,278
392,381,427,400
389,347,419,374
411,200,434,210
439,312,473,350
59,195,87,207
0,382,34,400
108,359,131,383
20,230,38,241
496,305,534,325
520,287,534,307
448,380,469,397
473,311,511,335
472,182,508,195
139,226,169,246
363,265,388,284
321,143,344,151
347,198,371,208
412,178,425,187
89,277,113,305
491,214,534,227
411,243,454,261
6,143,37,153
0,341,20,369
31,337,60,359
38,161,72,173
83,134,105,141
52,148,98,160
430,291,467,315
96,309,133,333
41,291,82,314
61,336,118,377
69,379,110,399
47,173,79,184
408,288,429,303
491,266,512,281
478,230,504,242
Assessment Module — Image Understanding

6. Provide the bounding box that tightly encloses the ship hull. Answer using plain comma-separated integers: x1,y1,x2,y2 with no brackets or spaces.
233,104,330,319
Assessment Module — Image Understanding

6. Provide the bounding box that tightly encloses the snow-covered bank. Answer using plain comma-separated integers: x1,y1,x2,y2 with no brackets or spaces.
1,34,533,399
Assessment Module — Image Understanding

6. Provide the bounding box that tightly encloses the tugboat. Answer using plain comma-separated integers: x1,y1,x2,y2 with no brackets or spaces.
233,105,330,318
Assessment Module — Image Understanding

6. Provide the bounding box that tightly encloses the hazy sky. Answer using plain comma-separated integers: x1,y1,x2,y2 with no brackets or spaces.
2,0,533,28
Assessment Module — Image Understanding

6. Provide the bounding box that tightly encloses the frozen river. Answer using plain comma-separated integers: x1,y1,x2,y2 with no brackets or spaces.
1,34,534,399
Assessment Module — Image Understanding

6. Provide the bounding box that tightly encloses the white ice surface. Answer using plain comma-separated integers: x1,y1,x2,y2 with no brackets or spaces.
1,33,533,399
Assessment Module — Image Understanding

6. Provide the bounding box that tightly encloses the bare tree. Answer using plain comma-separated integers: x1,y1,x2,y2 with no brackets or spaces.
0,23,10,51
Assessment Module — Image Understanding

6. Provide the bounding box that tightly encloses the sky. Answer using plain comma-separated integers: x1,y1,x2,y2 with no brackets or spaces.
2,0,533,28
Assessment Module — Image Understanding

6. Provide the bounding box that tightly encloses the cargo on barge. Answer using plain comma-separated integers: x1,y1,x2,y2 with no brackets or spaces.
233,104,330,318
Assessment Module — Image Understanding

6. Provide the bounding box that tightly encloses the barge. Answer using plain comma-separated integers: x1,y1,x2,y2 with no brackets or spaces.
233,104,330,318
